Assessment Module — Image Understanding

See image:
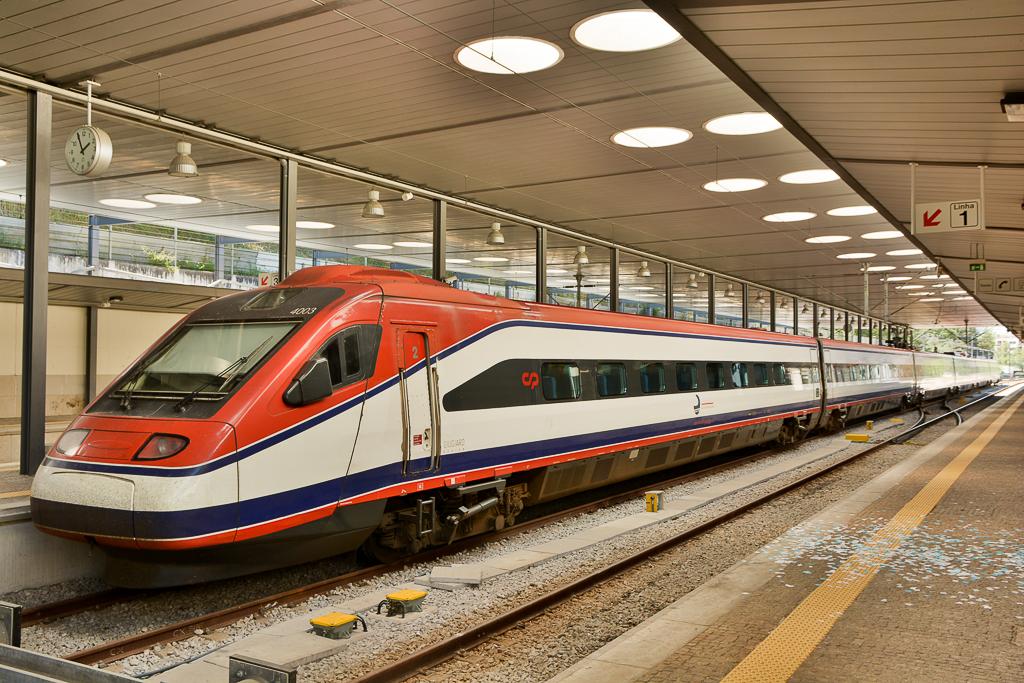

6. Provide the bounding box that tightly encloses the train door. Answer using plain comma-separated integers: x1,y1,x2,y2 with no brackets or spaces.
398,329,440,475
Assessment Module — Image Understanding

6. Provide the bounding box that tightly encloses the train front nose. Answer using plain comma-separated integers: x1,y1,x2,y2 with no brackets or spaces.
30,419,238,547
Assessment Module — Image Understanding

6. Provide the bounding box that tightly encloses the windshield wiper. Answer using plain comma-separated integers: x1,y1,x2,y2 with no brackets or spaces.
118,367,147,411
174,335,276,413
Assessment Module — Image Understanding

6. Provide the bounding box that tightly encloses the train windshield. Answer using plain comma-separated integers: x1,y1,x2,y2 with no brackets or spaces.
114,321,296,399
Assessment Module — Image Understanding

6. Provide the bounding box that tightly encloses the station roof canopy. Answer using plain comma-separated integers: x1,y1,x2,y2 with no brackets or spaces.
0,0,1021,331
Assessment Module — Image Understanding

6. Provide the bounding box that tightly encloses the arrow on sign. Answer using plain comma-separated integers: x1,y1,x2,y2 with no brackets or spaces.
922,208,942,227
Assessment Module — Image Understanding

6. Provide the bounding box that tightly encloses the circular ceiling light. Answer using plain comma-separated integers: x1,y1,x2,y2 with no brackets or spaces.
918,273,949,280
393,241,432,248
827,205,877,217
703,177,767,193
885,276,912,281
778,169,839,184
943,283,962,288
612,127,692,148
454,36,563,74
836,252,876,259
297,220,334,229
246,224,278,232
943,290,966,295
354,243,393,250
0,159,8,168
804,235,850,244
446,258,470,264
763,211,816,222
546,268,568,275
917,297,944,302
952,296,973,301
629,286,655,291
99,198,156,209
906,291,931,296
886,248,922,256
704,112,782,136
144,193,202,205
905,263,936,270
570,9,680,52
896,285,925,289
861,230,902,240
865,265,895,272
474,256,509,262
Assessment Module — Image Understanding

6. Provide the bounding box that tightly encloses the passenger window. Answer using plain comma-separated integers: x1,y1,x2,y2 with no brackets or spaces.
322,339,344,385
640,363,666,394
753,363,769,386
676,363,698,391
596,363,628,397
706,363,726,389
317,328,369,389
772,363,790,385
541,362,581,401
731,362,749,388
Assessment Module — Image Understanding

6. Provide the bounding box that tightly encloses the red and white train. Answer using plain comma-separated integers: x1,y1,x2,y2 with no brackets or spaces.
30,266,1000,586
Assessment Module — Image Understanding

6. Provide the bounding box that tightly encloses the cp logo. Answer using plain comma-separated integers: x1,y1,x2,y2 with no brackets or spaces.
521,371,540,390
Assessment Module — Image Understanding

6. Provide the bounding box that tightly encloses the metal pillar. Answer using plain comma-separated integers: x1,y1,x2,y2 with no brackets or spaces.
85,306,98,401
664,264,673,318
278,158,297,279
706,273,715,325
769,292,776,332
741,282,749,328
536,228,547,303
86,216,100,271
21,90,51,476
812,303,819,338
214,235,226,280
828,307,835,339
792,300,799,336
432,200,447,281
609,248,619,312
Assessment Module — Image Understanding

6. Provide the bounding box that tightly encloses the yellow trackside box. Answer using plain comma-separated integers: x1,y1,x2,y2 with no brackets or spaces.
845,433,870,443
309,612,362,639
645,490,664,512
378,589,428,617
866,420,874,430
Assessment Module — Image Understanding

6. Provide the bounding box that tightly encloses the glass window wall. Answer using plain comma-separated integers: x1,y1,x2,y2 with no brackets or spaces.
618,255,665,318
747,288,771,331
445,206,536,301
545,232,611,310
774,294,794,334
671,266,708,323
714,277,743,327
797,300,814,336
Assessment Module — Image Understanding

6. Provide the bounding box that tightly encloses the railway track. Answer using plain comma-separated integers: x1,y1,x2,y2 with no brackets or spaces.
349,387,1009,683
24,386,1003,670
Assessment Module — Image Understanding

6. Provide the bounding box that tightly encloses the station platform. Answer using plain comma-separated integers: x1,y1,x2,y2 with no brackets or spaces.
553,385,1024,683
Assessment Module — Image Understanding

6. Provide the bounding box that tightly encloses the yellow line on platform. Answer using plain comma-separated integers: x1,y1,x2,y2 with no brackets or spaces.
0,489,30,499
721,393,1024,683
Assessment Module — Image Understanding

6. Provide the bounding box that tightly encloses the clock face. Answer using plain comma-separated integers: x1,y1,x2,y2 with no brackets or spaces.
65,125,112,176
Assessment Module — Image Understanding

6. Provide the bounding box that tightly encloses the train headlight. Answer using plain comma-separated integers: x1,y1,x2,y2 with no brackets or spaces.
54,429,89,456
133,434,189,461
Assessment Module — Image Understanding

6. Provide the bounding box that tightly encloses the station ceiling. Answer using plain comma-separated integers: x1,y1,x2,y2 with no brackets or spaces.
0,0,1020,330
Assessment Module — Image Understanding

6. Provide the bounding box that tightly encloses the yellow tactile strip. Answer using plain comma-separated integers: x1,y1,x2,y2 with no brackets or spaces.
0,489,30,499
721,393,1024,683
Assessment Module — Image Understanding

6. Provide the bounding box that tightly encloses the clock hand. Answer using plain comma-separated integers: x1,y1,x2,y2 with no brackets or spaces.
76,131,85,152
81,141,93,154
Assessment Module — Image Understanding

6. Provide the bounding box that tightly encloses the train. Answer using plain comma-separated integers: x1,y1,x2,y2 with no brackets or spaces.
30,266,1001,587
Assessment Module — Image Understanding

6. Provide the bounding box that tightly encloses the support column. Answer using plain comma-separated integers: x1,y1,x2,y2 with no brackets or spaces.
278,159,297,280
812,303,819,337
741,283,749,328
87,215,100,272
21,90,51,476
664,264,673,319
792,300,799,336
432,200,447,281
214,235,226,280
86,306,98,402
536,228,547,303
609,248,619,312
769,291,776,332
707,273,716,325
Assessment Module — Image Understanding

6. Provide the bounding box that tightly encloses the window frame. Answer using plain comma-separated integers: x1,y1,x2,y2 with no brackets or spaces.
640,362,667,394
541,361,582,402
595,361,629,398
676,362,698,392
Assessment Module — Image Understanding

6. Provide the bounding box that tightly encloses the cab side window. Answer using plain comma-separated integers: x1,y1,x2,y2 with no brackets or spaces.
316,325,380,389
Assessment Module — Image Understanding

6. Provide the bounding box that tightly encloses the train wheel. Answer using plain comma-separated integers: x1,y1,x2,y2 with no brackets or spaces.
776,419,801,446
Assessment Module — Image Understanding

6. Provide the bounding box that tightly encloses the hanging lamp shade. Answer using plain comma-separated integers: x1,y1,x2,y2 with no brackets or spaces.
486,222,505,245
636,260,651,277
573,245,589,265
168,140,199,177
362,190,384,218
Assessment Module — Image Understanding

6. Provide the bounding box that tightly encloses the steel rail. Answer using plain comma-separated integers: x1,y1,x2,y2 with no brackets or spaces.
349,388,1007,683
20,589,141,627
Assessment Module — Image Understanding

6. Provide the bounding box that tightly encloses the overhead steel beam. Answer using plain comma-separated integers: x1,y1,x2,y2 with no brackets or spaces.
278,159,297,279
21,91,51,476
536,228,547,304
610,248,620,312
837,157,1024,170
643,0,1006,332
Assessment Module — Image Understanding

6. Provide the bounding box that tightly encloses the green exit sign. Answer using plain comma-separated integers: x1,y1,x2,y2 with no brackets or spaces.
970,262,986,271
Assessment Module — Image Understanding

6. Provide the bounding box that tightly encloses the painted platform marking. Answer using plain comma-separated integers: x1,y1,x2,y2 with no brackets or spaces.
0,489,30,499
721,393,1024,683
